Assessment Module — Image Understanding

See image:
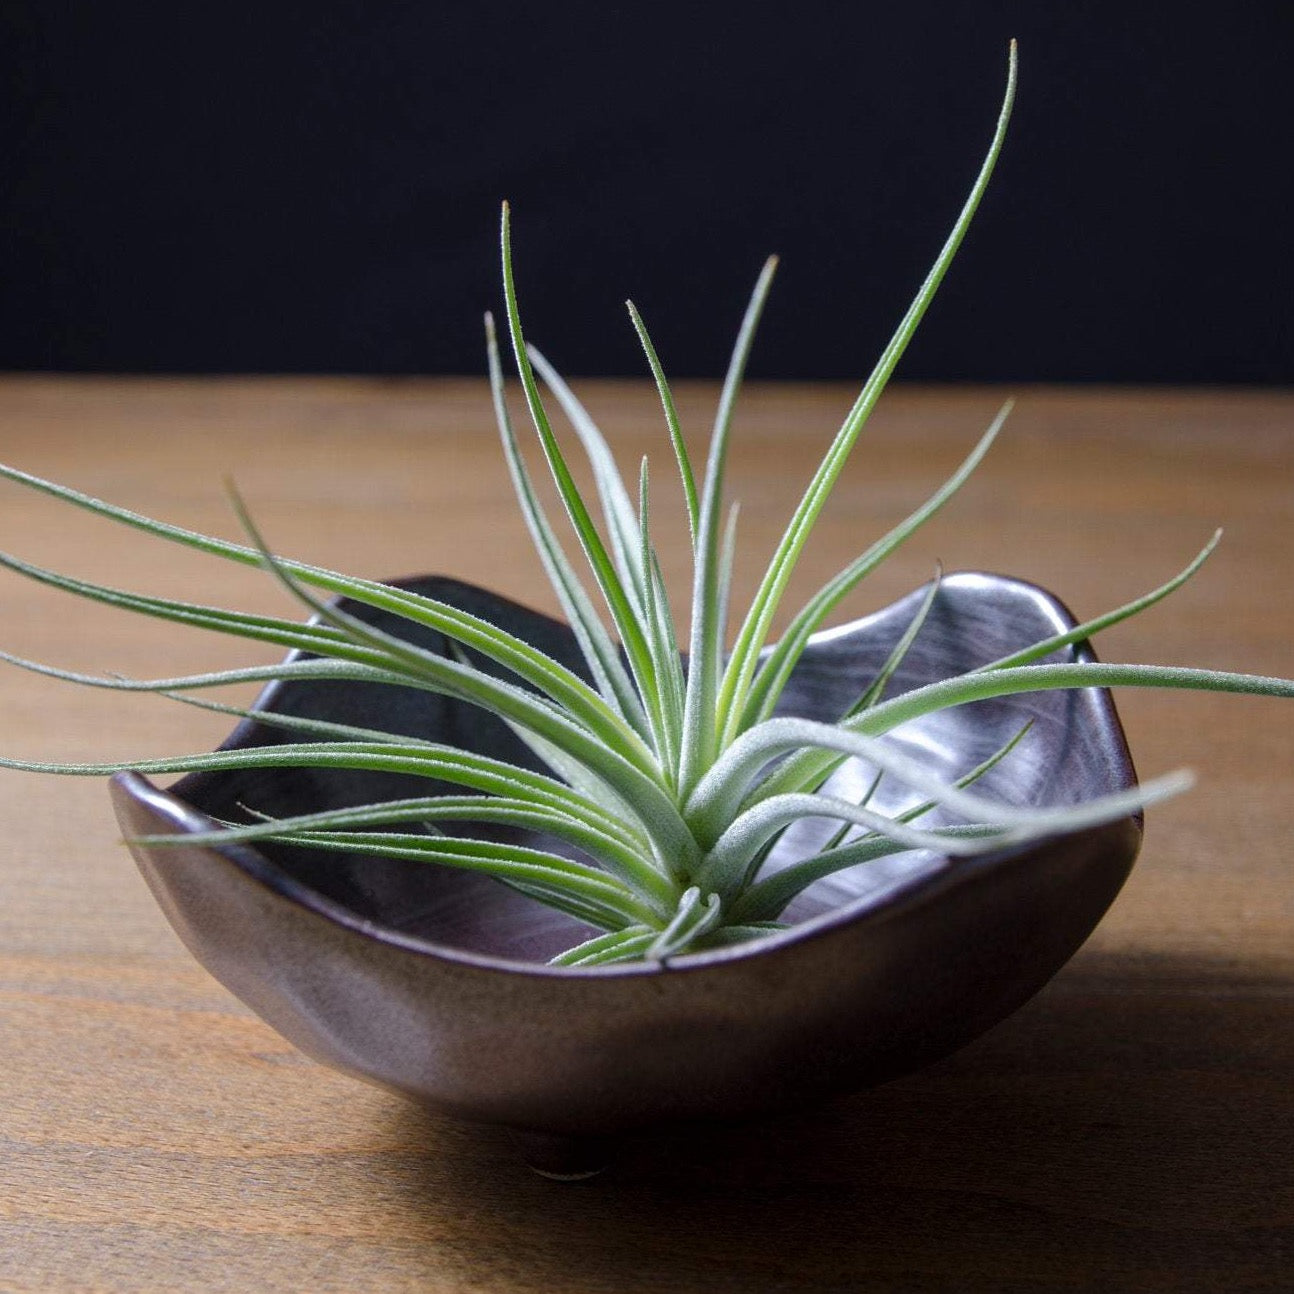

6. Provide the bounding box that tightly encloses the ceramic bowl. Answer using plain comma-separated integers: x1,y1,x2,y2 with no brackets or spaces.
112,573,1140,1175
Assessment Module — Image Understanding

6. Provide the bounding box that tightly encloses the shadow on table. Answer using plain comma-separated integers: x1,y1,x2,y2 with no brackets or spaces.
384,950,1293,1292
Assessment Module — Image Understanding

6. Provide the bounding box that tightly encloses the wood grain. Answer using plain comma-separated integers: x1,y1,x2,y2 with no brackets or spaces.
1,378,1291,1292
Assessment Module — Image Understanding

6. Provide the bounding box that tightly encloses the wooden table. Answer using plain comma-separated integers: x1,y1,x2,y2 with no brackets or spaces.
1,379,1290,1292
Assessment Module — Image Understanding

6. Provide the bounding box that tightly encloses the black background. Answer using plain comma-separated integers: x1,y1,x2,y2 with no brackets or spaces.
2,3,1290,381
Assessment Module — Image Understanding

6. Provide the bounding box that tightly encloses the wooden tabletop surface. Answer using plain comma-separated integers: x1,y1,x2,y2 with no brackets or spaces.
1,378,1291,1292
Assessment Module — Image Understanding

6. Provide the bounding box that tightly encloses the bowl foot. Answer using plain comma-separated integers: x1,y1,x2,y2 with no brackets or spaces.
510,1130,614,1180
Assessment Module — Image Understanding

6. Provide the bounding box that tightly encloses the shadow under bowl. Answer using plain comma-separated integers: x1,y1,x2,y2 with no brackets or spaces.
112,573,1140,1173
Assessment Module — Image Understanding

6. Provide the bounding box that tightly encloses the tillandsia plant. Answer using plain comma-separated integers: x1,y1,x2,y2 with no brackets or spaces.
2,43,1292,967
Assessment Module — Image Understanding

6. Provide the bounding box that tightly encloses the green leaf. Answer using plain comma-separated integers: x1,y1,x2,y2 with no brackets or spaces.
862,661,1294,734
219,485,704,864
976,531,1222,673
248,829,657,931
692,921,787,950
685,713,1189,848
135,794,674,912
0,737,625,832
817,767,887,853
627,299,699,542
715,502,741,663
646,886,724,960
549,925,655,966
636,458,685,775
557,927,659,966
846,565,944,715
697,789,1014,899
153,689,442,746
485,313,648,734
732,824,1007,923
730,401,1011,738
0,456,665,775
730,722,1035,916
762,660,1294,809
732,756,1189,925
526,342,649,611
498,203,672,755
0,548,375,663
679,255,779,797
0,649,415,697
717,44,1017,738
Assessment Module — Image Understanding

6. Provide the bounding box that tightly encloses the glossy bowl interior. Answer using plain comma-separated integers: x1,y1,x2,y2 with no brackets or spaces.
113,573,1140,1153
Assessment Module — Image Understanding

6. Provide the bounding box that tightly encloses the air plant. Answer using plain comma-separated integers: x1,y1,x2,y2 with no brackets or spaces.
1,43,1291,968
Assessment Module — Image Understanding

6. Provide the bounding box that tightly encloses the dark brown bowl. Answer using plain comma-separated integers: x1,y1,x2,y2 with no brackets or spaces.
112,573,1140,1175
